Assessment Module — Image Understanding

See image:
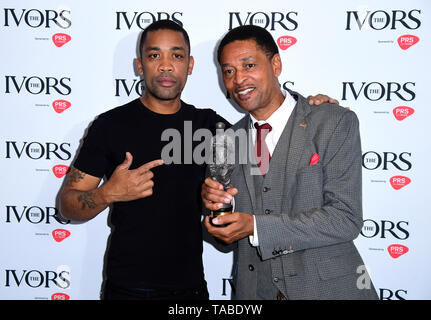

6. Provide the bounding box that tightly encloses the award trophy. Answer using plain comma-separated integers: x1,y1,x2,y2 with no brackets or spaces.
208,122,235,227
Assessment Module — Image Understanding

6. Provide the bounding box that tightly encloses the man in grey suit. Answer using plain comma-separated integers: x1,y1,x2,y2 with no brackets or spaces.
202,25,378,300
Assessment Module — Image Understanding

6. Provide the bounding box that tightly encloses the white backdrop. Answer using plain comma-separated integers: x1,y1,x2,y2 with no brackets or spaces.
0,0,429,300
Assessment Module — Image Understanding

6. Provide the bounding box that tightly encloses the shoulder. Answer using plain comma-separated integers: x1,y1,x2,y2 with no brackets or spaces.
294,92,359,131
180,100,231,128
96,99,139,123
86,99,140,134
181,100,217,117
311,103,358,129
231,114,250,131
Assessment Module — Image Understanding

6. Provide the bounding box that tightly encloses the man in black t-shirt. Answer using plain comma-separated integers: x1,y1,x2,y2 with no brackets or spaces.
59,20,336,300
60,20,222,300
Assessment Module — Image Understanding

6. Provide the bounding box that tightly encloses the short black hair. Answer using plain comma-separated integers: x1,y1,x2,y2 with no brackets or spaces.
139,19,191,58
217,25,279,64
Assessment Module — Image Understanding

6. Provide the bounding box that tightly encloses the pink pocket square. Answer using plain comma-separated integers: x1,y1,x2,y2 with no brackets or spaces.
309,153,319,166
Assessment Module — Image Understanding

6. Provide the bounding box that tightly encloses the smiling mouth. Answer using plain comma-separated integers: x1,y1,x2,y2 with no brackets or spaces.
235,87,255,100
237,88,254,95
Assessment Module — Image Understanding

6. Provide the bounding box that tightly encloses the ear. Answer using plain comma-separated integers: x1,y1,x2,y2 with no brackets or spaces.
188,56,195,75
271,53,282,78
136,57,144,76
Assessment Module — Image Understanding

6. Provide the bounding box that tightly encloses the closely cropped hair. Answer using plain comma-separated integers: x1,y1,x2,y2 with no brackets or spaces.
139,19,190,57
217,25,279,64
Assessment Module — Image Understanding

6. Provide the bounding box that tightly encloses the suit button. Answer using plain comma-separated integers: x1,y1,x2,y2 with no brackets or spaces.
265,209,271,214
248,264,254,271
273,277,279,283
263,187,270,192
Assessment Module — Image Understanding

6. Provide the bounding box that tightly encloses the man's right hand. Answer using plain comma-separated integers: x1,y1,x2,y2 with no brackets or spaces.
102,152,164,204
201,177,238,211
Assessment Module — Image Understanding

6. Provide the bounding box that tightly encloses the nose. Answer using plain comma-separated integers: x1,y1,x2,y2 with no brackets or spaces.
159,56,173,73
233,69,246,85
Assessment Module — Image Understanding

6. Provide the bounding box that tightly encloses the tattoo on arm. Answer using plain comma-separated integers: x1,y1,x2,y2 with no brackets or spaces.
77,191,97,210
66,167,86,186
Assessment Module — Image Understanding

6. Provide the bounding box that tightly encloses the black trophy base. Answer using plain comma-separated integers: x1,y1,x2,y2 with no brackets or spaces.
210,205,233,228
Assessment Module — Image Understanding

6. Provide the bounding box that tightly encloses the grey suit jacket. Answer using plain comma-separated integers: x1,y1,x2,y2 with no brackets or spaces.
229,91,378,300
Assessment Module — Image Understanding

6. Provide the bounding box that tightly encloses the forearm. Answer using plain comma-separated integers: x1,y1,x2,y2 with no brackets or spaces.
60,185,110,221
255,204,363,260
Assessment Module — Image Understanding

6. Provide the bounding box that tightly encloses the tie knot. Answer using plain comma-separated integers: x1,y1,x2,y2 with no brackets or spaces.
254,122,272,131
254,122,272,136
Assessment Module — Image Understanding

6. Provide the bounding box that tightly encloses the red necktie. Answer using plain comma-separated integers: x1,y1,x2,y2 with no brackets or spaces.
254,122,272,176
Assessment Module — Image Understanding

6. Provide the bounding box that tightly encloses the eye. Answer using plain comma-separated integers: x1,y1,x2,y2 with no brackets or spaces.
148,53,159,59
223,69,234,77
246,63,256,69
173,53,184,59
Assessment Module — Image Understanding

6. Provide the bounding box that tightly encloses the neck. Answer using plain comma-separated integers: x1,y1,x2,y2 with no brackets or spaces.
140,94,181,114
250,89,285,121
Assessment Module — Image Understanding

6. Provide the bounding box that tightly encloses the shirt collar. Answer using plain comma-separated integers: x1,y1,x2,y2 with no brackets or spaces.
249,90,297,131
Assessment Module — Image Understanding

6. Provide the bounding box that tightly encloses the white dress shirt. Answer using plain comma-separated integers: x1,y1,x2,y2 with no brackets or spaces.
248,91,297,246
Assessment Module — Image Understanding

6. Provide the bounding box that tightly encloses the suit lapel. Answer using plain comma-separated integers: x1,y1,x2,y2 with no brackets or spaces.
284,94,311,196
231,115,258,213
241,117,258,213
266,110,291,191
261,94,308,210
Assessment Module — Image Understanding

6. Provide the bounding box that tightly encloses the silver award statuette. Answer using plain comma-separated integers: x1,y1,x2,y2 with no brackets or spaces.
208,122,235,227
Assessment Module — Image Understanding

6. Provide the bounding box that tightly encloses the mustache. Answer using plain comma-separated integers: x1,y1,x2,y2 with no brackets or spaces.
155,73,177,82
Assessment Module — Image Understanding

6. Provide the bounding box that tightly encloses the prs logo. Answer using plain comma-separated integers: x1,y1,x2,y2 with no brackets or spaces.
277,36,297,50
52,165,70,178
387,244,409,259
52,229,71,242
390,176,411,190
393,106,414,121
52,100,71,113
51,293,70,300
52,33,71,47
397,35,419,50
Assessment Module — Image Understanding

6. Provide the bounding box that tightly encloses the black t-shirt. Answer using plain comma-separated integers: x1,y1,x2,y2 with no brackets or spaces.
74,98,229,289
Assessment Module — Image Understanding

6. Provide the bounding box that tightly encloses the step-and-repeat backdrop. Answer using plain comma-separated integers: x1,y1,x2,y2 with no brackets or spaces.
0,0,429,300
